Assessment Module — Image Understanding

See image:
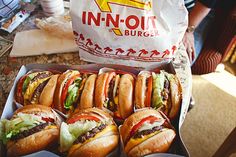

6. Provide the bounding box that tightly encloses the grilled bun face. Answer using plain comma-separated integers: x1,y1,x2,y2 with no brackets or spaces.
79,74,97,110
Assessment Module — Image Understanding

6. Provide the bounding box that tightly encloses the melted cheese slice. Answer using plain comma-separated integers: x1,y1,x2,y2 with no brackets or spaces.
69,125,117,155
124,128,167,153
45,125,58,129
24,77,50,102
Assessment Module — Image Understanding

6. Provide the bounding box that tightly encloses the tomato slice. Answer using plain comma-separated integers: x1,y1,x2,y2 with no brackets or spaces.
114,112,122,120
104,72,116,98
151,69,160,73
61,74,81,108
16,75,27,104
67,115,100,124
42,117,55,123
130,116,159,137
145,76,153,107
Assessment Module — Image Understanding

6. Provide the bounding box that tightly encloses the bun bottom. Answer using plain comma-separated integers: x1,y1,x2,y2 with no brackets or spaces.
68,134,119,157
7,127,59,157
127,129,176,157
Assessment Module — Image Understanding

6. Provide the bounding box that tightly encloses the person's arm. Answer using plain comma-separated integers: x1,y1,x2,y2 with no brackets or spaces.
183,1,211,63
189,1,211,27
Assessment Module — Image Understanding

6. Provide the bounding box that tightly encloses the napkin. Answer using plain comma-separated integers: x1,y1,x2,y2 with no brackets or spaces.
10,29,78,57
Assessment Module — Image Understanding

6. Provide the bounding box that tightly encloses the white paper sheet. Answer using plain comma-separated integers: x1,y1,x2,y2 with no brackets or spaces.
10,29,78,57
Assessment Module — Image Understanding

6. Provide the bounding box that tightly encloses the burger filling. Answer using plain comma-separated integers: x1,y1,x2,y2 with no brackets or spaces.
22,73,38,95
23,72,52,105
152,71,170,110
63,76,82,110
128,116,165,141
161,78,170,114
31,72,52,82
76,75,88,99
0,113,55,144
104,74,120,113
73,123,106,144
10,122,55,140
31,79,49,104
125,127,168,153
60,116,107,152
133,125,163,139
106,78,116,112
124,116,168,153
23,71,52,94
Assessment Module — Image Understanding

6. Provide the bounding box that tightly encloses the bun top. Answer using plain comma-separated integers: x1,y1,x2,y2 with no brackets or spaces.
118,73,134,119
121,73,134,82
58,70,80,83
135,71,152,109
120,108,165,144
68,107,114,123
13,105,61,125
14,104,54,115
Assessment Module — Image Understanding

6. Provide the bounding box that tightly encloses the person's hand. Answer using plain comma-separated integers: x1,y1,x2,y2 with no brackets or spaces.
182,32,196,64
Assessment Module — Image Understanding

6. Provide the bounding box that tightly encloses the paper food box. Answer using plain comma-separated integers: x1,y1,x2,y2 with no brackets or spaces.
0,63,189,157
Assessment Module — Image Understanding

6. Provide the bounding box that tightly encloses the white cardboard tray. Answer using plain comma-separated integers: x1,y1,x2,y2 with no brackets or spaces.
1,63,189,157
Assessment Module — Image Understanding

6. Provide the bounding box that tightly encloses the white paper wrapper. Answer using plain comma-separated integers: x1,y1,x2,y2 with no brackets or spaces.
70,0,188,67
10,29,78,57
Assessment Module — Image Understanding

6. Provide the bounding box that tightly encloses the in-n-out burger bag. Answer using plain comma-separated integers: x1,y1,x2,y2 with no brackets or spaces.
70,0,188,67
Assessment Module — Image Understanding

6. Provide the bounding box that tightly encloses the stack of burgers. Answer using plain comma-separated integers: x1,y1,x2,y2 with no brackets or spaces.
0,67,182,157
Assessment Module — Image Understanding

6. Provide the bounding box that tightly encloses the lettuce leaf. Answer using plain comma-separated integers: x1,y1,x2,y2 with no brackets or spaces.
64,84,79,109
60,120,98,152
74,77,82,84
22,73,37,93
64,78,82,109
0,119,8,144
152,71,165,109
60,122,76,152
69,120,98,137
1,113,45,142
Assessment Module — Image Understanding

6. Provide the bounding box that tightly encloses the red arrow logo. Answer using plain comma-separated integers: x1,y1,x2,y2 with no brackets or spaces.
138,49,148,57
104,47,113,53
150,50,160,57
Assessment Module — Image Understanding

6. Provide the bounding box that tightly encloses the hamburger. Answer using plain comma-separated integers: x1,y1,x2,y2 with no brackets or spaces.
95,70,134,119
135,70,182,119
59,108,119,157
0,105,61,157
15,70,59,106
54,70,97,114
120,109,176,157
